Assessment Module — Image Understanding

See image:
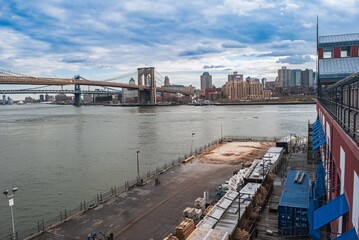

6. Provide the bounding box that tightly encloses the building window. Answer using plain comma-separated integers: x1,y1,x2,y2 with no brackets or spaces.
323,47,332,58
340,47,351,57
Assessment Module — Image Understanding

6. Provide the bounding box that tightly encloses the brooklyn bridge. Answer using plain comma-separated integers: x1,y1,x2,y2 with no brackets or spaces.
0,67,193,105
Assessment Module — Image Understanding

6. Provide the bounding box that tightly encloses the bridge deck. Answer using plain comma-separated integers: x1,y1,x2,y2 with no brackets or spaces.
0,76,192,95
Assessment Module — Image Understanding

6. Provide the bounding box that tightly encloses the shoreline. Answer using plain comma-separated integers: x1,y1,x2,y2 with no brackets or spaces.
102,101,316,107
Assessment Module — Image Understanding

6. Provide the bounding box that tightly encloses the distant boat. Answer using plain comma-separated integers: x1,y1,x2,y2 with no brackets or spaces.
17,101,24,105
194,100,213,106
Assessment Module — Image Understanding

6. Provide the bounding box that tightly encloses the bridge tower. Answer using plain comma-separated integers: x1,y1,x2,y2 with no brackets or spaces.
137,67,156,104
73,75,82,106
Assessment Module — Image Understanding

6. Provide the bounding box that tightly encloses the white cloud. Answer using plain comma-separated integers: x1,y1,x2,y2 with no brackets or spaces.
0,0,357,87
0,28,50,59
123,0,177,18
303,22,314,28
223,0,276,16
38,5,67,22
323,0,359,15
279,0,301,11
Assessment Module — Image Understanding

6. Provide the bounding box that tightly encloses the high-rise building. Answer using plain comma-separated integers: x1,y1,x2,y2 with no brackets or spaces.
312,72,317,86
222,78,265,100
200,72,212,90
228,71,243,82
291,69,302,87
301,69,313,87
278,66,291,87
261,78,267,87
278,67,315,88
164,76,170,86
129,78,136,85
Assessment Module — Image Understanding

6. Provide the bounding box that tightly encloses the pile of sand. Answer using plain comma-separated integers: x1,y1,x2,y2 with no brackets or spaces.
198,142,273,165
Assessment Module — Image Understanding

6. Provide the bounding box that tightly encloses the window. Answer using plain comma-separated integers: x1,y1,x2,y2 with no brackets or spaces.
340,47,351,57
323,47,332,58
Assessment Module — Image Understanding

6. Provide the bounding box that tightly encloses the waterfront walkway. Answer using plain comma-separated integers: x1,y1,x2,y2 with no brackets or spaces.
30,160,236,240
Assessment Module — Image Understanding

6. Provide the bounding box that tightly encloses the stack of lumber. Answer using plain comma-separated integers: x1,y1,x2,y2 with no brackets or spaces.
202,205,214,216
174,218,195,240
163,234,179,240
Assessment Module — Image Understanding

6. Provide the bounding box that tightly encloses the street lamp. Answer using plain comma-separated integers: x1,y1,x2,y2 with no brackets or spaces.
136,150,141,184
190,132,195,155
3,187,18,240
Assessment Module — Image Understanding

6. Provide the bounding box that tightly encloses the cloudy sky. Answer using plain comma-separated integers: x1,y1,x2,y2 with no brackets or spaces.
1,0,359,88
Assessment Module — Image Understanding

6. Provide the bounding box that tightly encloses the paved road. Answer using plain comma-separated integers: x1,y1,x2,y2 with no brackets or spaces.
31,160,237,240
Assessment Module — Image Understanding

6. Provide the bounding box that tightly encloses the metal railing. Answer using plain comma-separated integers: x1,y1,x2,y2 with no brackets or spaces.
319,72,359,144
15,138,231,239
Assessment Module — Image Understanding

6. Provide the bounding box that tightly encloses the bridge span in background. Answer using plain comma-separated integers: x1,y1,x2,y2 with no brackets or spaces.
0,67,193,105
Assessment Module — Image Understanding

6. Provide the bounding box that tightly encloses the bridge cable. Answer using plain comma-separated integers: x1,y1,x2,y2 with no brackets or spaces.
0,69,31,77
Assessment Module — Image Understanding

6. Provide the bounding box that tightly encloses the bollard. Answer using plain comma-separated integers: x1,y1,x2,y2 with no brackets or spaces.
80,202,82,211
100,194,103,202
37,221,40,232
60,211,63,221
97,194,100,203
64,209,67,219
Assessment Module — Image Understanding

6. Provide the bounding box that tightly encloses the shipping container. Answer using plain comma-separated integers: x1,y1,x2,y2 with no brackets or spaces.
276,135,296,154
278,170,309,237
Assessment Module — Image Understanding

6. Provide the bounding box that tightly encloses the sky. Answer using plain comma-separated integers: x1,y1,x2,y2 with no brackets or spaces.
1,0,359,89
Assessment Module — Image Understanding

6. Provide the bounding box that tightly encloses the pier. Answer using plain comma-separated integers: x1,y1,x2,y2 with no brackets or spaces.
28,159,236,239
23,136,307,240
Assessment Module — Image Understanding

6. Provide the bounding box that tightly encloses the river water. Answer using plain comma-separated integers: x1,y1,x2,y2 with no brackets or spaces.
0,104,316,237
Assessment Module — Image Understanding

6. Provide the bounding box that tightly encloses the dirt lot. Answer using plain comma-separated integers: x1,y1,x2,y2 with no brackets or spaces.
198,141,274,165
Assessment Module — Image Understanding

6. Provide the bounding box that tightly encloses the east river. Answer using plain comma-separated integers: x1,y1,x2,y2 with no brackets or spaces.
0,104,317,237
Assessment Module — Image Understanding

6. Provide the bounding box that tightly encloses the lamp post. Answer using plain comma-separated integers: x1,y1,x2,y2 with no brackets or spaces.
221,124,223,140
3,187,18,240
190,132,195,155
136,150,140,184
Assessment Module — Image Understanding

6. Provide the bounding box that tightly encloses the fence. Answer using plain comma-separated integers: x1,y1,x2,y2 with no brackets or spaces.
8,136,280,240
319,72,359,144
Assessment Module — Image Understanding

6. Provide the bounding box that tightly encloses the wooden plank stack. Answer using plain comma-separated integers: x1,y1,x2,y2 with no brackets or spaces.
163,234,179,240
174,218,195,240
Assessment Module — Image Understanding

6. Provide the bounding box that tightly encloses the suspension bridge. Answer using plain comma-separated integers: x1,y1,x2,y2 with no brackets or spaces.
0,67,193,105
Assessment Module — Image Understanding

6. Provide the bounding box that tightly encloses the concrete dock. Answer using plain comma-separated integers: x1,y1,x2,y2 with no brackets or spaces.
31,160,237,240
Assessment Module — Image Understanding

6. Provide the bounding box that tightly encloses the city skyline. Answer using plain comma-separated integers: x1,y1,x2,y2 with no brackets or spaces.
0,0,359,89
